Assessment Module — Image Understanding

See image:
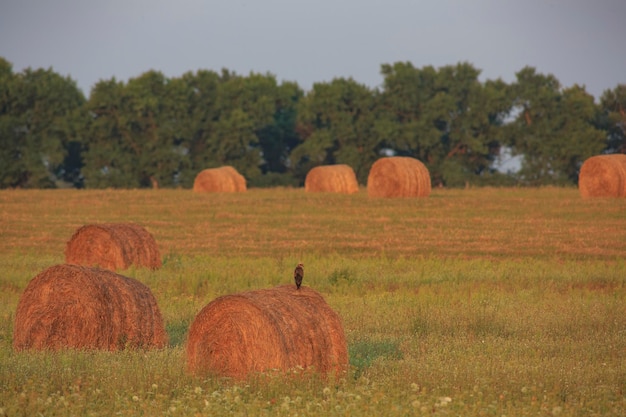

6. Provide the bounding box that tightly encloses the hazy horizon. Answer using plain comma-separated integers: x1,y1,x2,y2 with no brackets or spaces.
1,0,625,99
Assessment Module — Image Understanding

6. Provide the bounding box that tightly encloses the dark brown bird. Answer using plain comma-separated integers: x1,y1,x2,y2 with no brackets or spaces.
294,263,304,290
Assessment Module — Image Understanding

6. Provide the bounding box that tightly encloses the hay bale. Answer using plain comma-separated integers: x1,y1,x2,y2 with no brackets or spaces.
186,285,348,379
13,264,168,351
193,166,247,193
578,154,626,198
305,164,359,194
367,156,431,198
65,223,161,271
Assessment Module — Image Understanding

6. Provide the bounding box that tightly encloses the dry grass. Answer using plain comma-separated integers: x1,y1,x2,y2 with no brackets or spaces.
0,187,625,416
0,187,624,260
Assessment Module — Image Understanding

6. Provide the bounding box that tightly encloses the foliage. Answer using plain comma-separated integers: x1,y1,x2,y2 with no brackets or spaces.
78,69,303,188
81,73,185,188
378,62,511,186
597,84,626,153
292,78,381,184
0,56,624,189
0,60,85,188
506,67,606,185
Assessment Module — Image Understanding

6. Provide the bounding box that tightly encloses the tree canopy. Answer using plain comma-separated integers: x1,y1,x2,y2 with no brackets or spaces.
0,57,623,189
0,58,85,188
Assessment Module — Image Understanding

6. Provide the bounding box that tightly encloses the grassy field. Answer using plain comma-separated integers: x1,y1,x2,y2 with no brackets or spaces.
0,187,625,416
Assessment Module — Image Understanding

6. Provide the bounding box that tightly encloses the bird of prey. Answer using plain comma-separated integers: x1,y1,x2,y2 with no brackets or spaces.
294,263,304,290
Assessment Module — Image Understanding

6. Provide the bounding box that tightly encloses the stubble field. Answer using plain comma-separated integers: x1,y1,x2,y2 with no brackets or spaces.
0,187,625,416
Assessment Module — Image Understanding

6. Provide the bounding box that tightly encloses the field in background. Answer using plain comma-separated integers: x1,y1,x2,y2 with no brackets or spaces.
0,187,625,416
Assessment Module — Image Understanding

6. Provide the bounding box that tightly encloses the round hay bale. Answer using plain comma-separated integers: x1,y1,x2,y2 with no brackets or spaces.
578,154,626,198
13,264,168,351
304,164,359,194
193,166,247,193
65,223,161,271
367,156,431,198
186,285,348,379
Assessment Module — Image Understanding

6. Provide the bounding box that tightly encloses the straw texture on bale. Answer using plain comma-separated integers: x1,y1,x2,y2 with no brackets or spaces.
186,285,348,379
578,154,626,198
65,223,161,271
367,156,431,198
193,166,247,193
305,164,359,194
13,264,167,351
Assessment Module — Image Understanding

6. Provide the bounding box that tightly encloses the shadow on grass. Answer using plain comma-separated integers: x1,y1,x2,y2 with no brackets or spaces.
166,320,189,347
349,339,403,379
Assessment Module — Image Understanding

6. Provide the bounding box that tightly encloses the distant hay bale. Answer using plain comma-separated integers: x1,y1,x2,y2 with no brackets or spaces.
305,164,359,194
578,154,626,198
367,156,431,198
13,264,168,351
186,285,348,379
193,166,247,193
65,223,161,271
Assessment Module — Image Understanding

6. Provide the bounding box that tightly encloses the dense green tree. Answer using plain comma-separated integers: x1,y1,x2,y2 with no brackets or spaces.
0,61,85,188
172,69,222,187
377,62,441,162
432,64,512,185
2,55,621,189
506,67,605,185
185,71,302,185
597,85,626,154
0,58,15,186
292,78,380,184
255,81,301,177
82,71,196,188
80,78,134,188
378,62,511,186
218,72,294,182
80,69,301,188
125,70,192,188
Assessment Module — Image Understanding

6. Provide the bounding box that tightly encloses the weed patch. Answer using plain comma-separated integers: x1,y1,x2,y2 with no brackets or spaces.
349,338,403,378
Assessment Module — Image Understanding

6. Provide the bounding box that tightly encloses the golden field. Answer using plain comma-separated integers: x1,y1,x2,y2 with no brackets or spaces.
0,187,625,416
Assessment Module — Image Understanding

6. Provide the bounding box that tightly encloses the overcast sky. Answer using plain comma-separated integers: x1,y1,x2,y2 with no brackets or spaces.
1,0,625,100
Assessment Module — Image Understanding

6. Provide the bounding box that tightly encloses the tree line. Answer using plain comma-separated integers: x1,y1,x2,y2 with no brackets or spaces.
1,56,624,189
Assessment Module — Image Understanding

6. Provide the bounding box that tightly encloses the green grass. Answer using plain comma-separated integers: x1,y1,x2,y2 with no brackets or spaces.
1,187,625,416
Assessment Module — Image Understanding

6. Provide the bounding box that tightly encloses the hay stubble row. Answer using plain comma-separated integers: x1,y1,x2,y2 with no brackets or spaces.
0,187,625,260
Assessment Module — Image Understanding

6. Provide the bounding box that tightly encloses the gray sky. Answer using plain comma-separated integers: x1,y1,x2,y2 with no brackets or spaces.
1,0,625,100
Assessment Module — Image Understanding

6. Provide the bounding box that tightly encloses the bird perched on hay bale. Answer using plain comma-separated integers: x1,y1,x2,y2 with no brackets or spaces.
186,285,348,379
367,156,431,198
578,154,626,198
193,166,247,193
65,223,161,271
304,164,359,194
13,264,168,351
294,263,304,289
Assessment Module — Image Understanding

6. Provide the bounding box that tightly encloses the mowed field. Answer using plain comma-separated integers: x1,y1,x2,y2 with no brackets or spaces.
0,187,625,416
